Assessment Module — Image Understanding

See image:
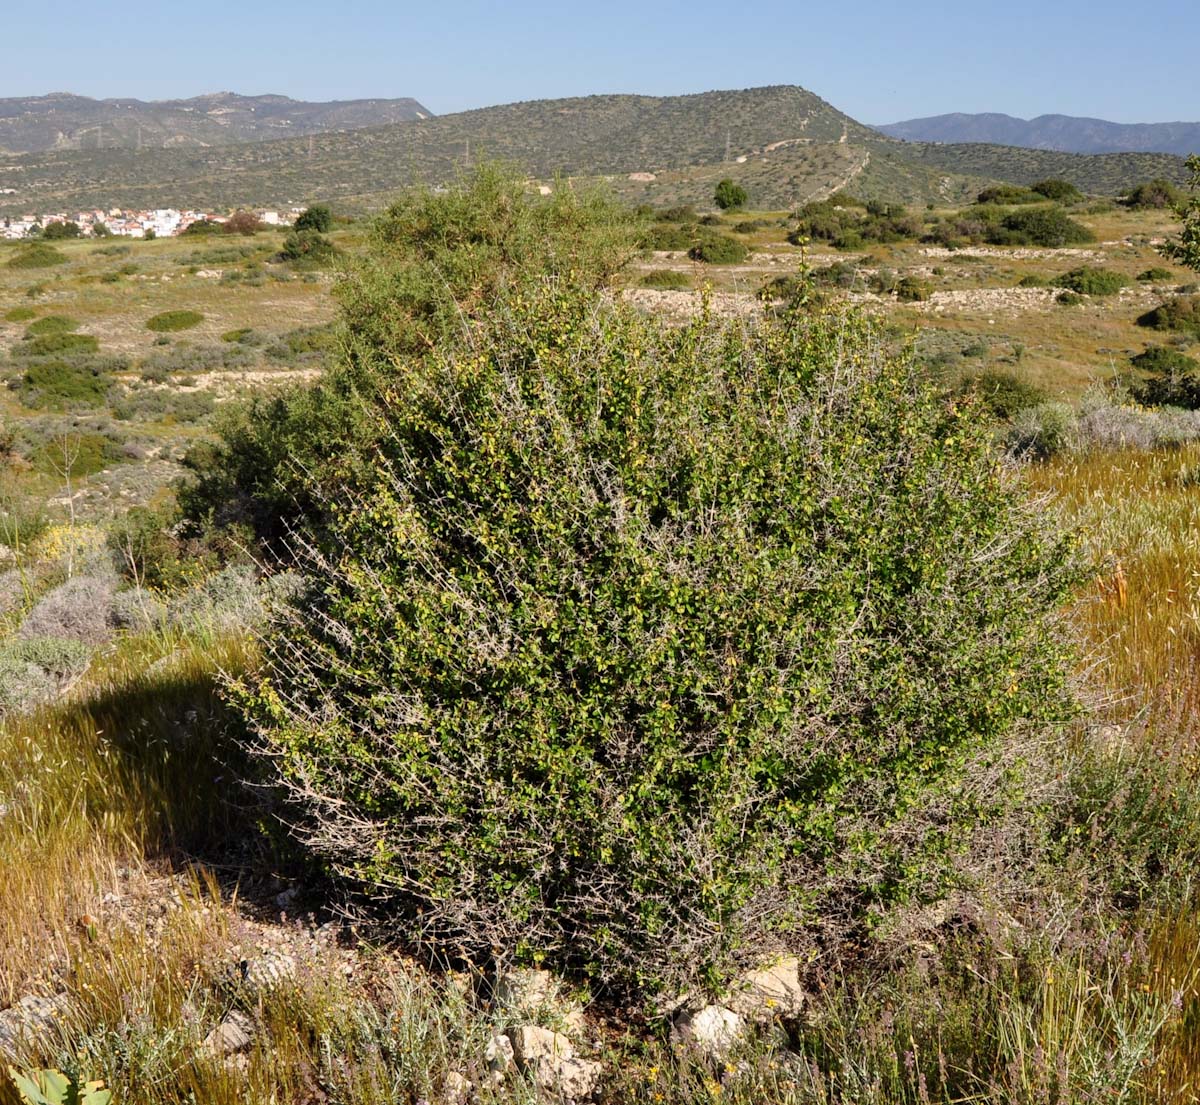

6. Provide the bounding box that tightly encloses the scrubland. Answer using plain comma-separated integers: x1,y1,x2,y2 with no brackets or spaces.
3,169,1200,1105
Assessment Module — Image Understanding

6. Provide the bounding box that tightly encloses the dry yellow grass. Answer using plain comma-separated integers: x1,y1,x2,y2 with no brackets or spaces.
1030,446,1200,743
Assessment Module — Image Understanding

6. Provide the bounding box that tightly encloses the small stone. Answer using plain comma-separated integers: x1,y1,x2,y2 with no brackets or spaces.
507,1025,601,1099
202,1010,255,1057
495,968,553,1012
274,886,301,909
486,1031,514,1074
724,956,807,1021
237,952,297,995
0,993,70,1056
548,1055,603,1099
508,1023,572,1066
442,1071,472,1104
671,1005,746,1058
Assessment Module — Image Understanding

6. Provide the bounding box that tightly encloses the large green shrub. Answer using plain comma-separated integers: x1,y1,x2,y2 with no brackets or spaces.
688,233,748,264
994,207,1094,248
294,203,334,233
1137,295,1200,335
41,220,81,240
236,287,1079,998
1031,179,1083,203
1052,267,1132,296
640,269,690,289
976,185,1039,205
714,178,748,210
1128,345,1200,408
18,333,99,357
1126,179,1183,210
23,315,78,338
280,228,335,265
19,361,114,410
180,164,639,552
959,371,1048,420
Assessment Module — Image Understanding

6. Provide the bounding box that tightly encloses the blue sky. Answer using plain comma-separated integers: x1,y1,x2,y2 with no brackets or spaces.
3,0,1198,123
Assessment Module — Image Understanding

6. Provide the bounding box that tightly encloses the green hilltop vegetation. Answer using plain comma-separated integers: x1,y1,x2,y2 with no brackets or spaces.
3,84,1186,217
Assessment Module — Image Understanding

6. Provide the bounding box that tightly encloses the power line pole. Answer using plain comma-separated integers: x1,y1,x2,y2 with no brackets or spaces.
725,128,731,161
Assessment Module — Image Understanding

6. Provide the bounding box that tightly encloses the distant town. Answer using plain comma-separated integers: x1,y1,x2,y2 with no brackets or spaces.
0,206,306,240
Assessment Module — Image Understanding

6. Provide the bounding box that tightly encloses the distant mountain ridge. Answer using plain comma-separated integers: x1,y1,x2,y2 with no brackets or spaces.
0,86,1189,216
0,92,433,153
877,112,1200,157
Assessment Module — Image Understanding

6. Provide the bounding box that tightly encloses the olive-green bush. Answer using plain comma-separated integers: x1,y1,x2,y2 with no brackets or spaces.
688,233,748,264
236,285,1079,999
1052,267,1132,296
181,164,640,553
6,244,68,269
1138,295,1200,335
1128,346,1200,408
1031,179,1083,202
23,315,78,337
17,333,100,358
19,360,115,410
960,371,1048,420
714,178,748,210
640,269,690,288
145,310,205,333
995,208,1094,248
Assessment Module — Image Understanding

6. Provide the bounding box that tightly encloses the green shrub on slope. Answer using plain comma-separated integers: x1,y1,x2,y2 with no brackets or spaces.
1053,267,1131,296
236,287,1079,998
145,310,205,333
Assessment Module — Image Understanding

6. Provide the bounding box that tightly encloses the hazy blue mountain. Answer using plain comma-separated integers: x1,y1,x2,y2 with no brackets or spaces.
876,112,1200,156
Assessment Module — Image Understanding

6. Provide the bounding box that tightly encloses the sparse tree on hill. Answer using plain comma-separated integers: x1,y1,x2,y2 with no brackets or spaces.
295,203,333,232
225,211,262,236
1162,155,1200,273
41,221,80,240
714,178,748,210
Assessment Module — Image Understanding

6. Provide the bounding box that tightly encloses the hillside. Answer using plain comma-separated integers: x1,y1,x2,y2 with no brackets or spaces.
0,86,985,214
893,140,1190,194
0,86,1184,216
0,91,432,153
877,111,1200,156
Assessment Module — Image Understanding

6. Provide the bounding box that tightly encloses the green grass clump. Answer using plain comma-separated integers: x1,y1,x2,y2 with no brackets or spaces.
3,306,37,322
688,233,748,264
1138,296,1200,335
997,206,1094,247
20,360,114,409
6,243,69,269
640,269,690,289
959,370,1048,420
641,223,696,251
976,184,1041,204
895,275,932,301
23,314,79,338
1053,266,1132,296
1127,346,1200,408
29,430,123,474
145,310,205,333
1139,267,1177,282
19,333,100,357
